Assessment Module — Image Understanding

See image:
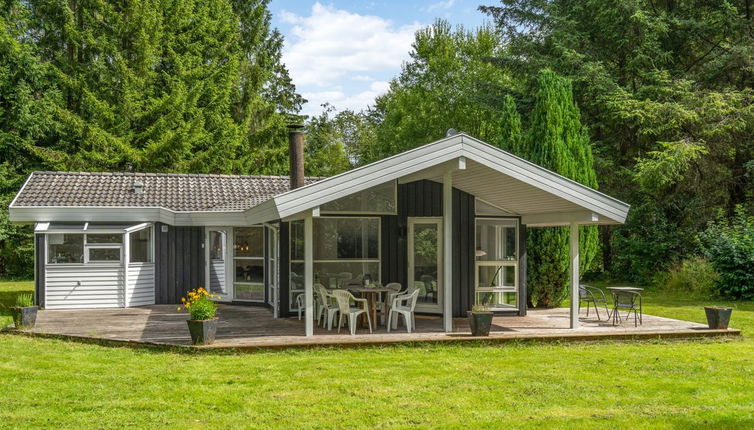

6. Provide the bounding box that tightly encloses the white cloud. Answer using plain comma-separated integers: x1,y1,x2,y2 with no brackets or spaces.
425,0,456,12
280,3,421,116
302,80,390,114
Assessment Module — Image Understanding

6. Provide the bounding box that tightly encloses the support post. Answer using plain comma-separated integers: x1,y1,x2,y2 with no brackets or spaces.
443,170,453,332
569,222,579,329
304,215,314,336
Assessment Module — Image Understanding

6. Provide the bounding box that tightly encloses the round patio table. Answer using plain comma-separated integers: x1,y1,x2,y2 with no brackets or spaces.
606,286,643,326
348,286,391,329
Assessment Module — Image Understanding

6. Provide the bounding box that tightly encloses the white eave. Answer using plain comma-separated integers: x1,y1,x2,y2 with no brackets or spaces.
243,133,630,226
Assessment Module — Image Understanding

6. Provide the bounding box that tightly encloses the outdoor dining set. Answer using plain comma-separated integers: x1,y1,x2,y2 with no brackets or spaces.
296,282,421,335
579,284,644,326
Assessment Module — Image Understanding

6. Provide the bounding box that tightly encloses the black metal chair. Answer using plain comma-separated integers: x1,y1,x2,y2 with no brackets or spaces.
612,290,642,327
579,284,612,321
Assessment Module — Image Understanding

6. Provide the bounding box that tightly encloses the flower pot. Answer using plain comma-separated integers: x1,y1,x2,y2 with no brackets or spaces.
10,306,38,330
186,318,218,345
467,311,493,336
704,306,732,330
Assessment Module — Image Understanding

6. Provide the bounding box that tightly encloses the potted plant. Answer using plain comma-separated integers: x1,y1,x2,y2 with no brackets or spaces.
468,304,493,336
10,293,38,330
179,287,220,345
704,306,733,329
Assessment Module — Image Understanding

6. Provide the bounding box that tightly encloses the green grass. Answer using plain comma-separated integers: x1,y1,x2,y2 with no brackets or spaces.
1,281,754,429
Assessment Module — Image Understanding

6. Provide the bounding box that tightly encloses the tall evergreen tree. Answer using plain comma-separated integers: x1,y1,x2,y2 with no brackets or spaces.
514,69,600,307
497,95,522,152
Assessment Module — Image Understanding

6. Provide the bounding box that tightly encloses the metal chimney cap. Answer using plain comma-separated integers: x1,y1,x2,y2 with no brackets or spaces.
286,124,305,131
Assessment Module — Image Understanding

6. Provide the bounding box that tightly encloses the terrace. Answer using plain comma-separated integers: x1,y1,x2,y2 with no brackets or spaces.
12,304,739,350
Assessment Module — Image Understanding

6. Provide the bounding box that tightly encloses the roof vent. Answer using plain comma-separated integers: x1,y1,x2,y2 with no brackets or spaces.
132,181,144,195
446,128,459,137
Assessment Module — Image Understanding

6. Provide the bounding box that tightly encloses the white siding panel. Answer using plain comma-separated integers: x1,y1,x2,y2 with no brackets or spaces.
126,263,155,306
45,265,124,309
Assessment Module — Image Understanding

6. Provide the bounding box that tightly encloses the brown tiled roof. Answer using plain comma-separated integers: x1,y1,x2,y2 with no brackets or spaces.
11,171,324,212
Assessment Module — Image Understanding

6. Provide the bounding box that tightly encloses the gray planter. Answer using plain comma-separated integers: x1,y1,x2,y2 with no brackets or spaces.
187,318,218,345
704,306,732,330
467,311,493,336
10,306,38,330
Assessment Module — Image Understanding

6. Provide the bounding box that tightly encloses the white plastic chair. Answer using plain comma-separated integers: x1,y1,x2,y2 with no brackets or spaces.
295,293,304,320
331,289,371,335
383,282,403,321
387,289,420,333
315,285,339,330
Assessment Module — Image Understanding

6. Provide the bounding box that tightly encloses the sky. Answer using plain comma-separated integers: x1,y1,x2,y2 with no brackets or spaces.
268,1,491,117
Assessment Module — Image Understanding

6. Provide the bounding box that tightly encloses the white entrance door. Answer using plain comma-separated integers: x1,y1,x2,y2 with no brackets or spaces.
408,217,443,314
207,228,231,300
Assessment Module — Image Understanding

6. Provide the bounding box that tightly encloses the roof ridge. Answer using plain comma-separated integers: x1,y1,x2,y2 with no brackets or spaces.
32,171,326,180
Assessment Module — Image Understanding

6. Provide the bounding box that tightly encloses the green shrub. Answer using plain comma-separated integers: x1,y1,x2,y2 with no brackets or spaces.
188,297,217,321
15,293,34,307
655,257,718,296
699,208,754,299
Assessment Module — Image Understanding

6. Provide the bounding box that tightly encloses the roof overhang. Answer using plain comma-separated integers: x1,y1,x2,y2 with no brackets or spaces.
244,134,630,226
9,206,249,226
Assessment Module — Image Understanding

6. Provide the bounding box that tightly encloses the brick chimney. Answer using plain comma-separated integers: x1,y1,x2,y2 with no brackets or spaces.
287,124,305,190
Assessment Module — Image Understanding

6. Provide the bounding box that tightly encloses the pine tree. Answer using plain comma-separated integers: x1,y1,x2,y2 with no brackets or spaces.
516,69,600,307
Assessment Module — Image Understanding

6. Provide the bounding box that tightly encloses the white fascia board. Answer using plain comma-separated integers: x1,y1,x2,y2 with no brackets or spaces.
522,211,616,227
243,198,280,225
268,136,466,220
460,135,630,223
10,206,252,227
8,172,34,208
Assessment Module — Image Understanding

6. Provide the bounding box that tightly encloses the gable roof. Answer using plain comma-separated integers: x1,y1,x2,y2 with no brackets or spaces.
244,133,630,225
10,171,323,212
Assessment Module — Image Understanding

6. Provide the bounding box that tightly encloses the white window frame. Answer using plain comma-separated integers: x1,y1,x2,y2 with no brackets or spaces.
474,217,519,311
125,223,154,265
233,226,266,303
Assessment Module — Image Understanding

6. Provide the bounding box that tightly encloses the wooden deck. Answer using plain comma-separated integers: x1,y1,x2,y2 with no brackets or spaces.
4,304,740,350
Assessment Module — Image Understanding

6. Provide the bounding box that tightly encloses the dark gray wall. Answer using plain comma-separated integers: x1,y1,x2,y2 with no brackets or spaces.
154,223,205,304
35,234,45,307
379,180,476,317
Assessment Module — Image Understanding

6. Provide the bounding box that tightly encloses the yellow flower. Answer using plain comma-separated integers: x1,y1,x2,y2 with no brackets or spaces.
177,307,181,311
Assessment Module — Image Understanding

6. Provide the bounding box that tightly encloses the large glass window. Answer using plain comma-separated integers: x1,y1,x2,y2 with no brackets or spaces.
289,217,381,310
320,181,396,214
234,227,264,301
129,227,153,263
475,218,519,310
47,234,84,264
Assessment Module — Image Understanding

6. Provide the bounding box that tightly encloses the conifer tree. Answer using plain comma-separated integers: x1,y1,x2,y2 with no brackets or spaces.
497,95,522,152
515,69,600,307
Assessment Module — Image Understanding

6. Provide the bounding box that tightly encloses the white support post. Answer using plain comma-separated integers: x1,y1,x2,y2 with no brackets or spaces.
443,170,453,333
569,222,579,329
304,215,314,337
123,231,130,308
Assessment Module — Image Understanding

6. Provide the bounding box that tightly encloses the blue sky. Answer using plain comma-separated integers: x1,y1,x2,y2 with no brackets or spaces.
268,1,491,116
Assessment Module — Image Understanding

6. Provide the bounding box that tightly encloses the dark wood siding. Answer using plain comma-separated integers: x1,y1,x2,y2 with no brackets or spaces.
453,188,476,317
154,223,205,304
386,180,475,317
35,234,45,307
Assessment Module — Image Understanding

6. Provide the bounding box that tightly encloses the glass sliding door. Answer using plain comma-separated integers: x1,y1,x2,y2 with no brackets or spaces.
207,228,230,299
233,226,265,302
408,218,443,313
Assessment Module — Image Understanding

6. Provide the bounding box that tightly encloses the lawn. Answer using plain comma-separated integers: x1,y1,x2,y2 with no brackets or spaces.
1,281,753,429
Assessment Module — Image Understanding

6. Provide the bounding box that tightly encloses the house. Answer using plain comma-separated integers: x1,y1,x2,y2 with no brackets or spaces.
8,131,630,336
